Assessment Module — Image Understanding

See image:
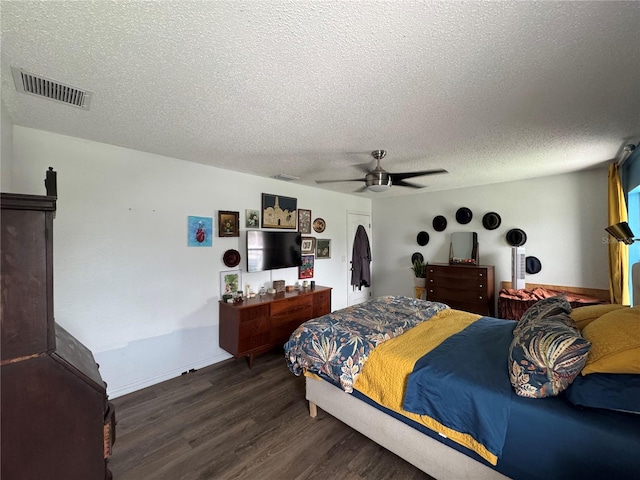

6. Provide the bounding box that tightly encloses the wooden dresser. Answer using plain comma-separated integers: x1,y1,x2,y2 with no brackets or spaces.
219,286,331,367
425,263,495,316
1,191,115,480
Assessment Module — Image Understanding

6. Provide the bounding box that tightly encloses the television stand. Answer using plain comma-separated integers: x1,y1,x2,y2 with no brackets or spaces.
219,286,331,367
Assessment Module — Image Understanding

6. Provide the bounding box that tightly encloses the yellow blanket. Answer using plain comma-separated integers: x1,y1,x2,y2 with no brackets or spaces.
352,308,499,466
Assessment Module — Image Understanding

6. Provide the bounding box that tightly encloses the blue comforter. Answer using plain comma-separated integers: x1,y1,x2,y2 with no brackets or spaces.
402,316,516,460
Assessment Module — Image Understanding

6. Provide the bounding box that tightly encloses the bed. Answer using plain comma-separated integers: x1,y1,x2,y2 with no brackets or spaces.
284,295,640,480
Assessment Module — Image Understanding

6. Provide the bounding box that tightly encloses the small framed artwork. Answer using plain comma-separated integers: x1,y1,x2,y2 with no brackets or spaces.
221,270,241,296
262,193,297,229
298,209,312,234
316,238,331,259
301,236,316,254
245,209,259,228
299,255,314,279
218,211,239,237
188,215,213,247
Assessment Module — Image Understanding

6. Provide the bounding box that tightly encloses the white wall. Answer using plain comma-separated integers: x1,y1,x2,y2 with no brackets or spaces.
1,100,14,190
372,168,609,303
7,125,609,398
9,126,370,397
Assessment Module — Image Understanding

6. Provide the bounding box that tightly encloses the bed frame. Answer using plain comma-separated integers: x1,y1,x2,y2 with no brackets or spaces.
305,376,508,480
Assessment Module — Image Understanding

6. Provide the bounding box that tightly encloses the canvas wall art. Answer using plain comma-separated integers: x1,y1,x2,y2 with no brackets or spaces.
188,216,213,247
316,239,331,259
299,255,314,279
262,193,297,229
245,209,259,228
218,211,239,237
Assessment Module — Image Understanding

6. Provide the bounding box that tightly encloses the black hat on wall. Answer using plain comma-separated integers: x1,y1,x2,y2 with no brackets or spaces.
432,215,447,232
456,207,473,224
417,231,430,246
506,228,527,247
482,212,502,230
526,256,542,274
412,252,424,264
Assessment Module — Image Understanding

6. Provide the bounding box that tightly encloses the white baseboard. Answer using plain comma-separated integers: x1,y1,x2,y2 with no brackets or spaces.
106,352,232,399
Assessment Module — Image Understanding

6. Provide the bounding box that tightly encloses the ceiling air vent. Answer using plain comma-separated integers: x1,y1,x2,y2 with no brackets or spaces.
11,67,92,110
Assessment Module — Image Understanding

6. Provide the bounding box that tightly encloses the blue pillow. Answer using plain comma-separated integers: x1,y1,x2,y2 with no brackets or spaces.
564,373,640,414
509,315,591,398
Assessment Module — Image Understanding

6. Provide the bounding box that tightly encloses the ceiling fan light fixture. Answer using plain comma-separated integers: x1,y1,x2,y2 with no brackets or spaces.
367,183,391,192
366,173,391,192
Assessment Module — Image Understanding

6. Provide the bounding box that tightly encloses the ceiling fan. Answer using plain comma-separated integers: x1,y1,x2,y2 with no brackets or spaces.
315,150,448,192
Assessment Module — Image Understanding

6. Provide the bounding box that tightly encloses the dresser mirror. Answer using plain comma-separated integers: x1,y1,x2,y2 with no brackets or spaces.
449,232,479,265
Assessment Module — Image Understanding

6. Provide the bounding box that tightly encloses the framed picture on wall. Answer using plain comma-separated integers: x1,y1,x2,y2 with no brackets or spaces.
301,236,316,254
316,238,331,259
187,215,213,247
245,209,259,228
262,193,297,229
221,270,241,297
299,255,314,279
218,211,239,237
298,209,311,234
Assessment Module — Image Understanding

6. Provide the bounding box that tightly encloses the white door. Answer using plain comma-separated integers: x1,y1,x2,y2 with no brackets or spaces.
347,212,372,306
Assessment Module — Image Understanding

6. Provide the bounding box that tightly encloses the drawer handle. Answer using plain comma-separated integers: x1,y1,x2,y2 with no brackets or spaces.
479,296,483,300
479,273,484,277
429,289,434,293
479,284,483,288
429,279,434,283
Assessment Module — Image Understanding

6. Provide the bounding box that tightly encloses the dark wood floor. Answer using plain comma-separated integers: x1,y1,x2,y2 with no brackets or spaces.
109,349,433,480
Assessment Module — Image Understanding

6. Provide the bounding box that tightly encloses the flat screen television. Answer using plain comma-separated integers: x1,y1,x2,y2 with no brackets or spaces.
246,231,302,273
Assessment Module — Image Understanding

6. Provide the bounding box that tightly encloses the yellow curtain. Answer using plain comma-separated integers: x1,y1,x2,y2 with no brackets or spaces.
608,163,630,305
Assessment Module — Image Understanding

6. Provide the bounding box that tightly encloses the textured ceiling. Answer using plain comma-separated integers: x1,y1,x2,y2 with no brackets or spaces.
2,1,639,197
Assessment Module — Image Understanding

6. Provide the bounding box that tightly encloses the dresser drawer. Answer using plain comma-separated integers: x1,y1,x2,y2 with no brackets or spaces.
427,275,488,290
238,332,270,354
239,317,269,337
428,286,488,303
313,290,331,317
427,265,489,279
238,304,269,322
270,295,313,325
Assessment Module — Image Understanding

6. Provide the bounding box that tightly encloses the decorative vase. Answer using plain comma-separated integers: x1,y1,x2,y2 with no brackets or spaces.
414,277,426,288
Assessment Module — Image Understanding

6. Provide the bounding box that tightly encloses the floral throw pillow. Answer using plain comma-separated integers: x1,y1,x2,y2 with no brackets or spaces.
513,295,574,337
509,315,591,398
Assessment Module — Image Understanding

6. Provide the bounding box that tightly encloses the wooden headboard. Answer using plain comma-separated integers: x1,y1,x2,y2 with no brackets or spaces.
499,282,610,303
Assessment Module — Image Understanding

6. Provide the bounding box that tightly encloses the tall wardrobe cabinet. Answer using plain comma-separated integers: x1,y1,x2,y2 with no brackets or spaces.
1,181,115,479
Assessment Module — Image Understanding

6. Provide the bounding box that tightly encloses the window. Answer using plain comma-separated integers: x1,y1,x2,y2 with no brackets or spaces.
628,186,639,305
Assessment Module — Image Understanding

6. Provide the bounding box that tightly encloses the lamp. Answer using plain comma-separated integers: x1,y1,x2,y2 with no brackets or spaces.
365,171,392,192
605,221,637,245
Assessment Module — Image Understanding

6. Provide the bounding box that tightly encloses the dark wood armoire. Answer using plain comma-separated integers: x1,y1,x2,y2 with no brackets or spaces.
1,173,115,480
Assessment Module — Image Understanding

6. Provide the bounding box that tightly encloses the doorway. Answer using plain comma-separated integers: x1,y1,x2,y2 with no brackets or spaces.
347,212,372,306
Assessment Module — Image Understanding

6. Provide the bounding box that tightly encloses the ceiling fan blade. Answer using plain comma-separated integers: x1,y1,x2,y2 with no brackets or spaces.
353,162,374,174
393,179,427,189
315,178,364,184
390,169,448,181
